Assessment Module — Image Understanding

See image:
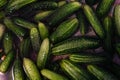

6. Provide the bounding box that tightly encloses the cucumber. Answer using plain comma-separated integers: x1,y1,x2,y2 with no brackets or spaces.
38,22,49,40
114,5,120,37
37,38,50,69
12,58,25,80
4,18,26,37
103,16,113,53
47,2,81,26
13,18,37,29
50,18,78,43
6,0,36,14
0,50,15,73
34,10,54,21
30,28,41,52
96,0,115,18
85,0,100,6
83,4,105,39
3,32,13,54
60,60,92,80
41,69,68,80
0,0,7,8
0,24,5,40
0,11,5,20
52,37,100,55
23,58,41,80
58,0,66,7
69,54,106,63
87,65,118,80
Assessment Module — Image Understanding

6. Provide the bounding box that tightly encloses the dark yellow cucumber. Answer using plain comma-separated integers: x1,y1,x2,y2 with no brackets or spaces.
52,37,100,55
41,69,68,80
30,28,41,52
3,32,13,54
4,18,26,37
38,22,49,40
50,18,78,43
0,24,5,40
12,58,25,80
87,65,118,80
60,60,92,80
69,54,106,63
47,2,81,26
6,0,36,14
0,50,15,73
13,18,37,29
114,5,120,37
23,58,41,80
83,4,105,39
37,38,50,69
96,0,115,18
58,0,66,7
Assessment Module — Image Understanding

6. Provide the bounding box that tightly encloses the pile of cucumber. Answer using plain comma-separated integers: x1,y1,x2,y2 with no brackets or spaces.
0,0,120,80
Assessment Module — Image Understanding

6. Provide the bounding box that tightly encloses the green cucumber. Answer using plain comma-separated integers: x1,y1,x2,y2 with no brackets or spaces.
0,50,15,73
41,69,68,80
4,18,26,37
3,32,13,54
0,24,5,40
30,28,41,52
50,18,78,43
23,58,41,80
0,0,7,8
85,0,100,6
60,60,92,80
6,0,36,14
58,0,66,7
13,18,37,29
69,54,106,63
52,37,100,55
114,5,120,37
83,4,105,39
47,2,81,26
87,65,118,80
12,58,25,80
37,38,50,69
96,0,115,18
38,22,49,40
103,16,113,53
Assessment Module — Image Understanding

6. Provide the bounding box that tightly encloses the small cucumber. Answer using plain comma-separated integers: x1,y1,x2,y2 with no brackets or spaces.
23,58,41,80
96,0,115,18
60,60,92,80
6,0,36,14
50,18,78,43
69,54,106,63
103,16,113,53
114,5,120,37
0,50,15,73
52,37,100,55
58,0,66,7
41,69,68,80
0,24,5,40
3,32,13,54
87,65,118,80
13,18,37,29
37,38,50,69
30,28,41,52
34,10,54,21
0,0,7,8
83,4,105,39
4,18,26,37
12,58,25,80
85,0,100,6
47,2,81,26
38,22,49,40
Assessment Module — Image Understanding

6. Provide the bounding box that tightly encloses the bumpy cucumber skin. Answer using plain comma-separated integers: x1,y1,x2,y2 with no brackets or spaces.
0,50,15,73
96,0,115,18
37,38,50,69
114,5,120,37
41,69,68,80
50,18,78,43
13,59,25,80
87,65,118,80
23,58,41,80
47,2,81,26
52,37,100,55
